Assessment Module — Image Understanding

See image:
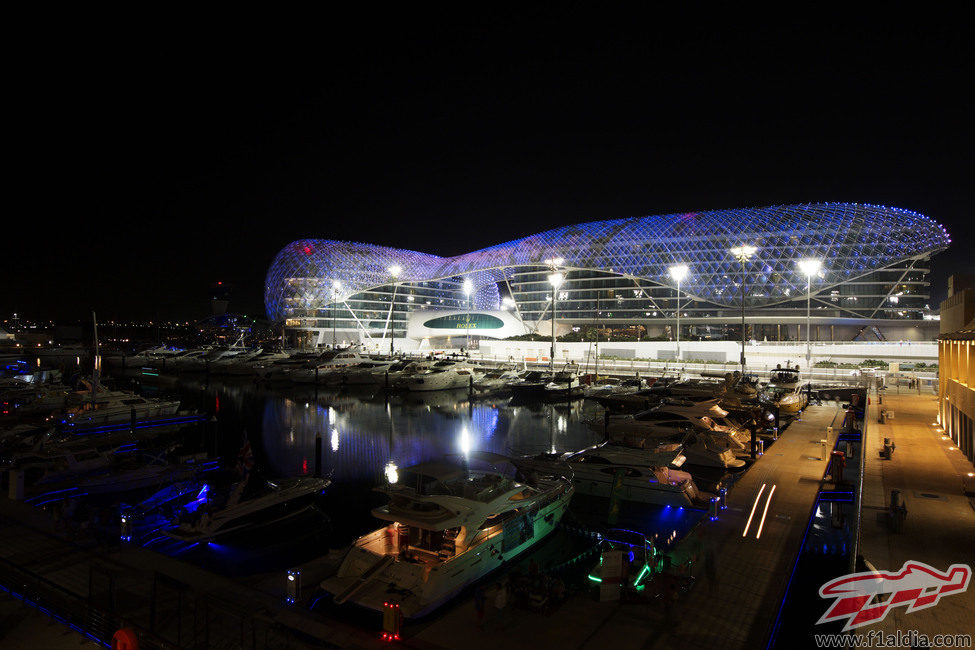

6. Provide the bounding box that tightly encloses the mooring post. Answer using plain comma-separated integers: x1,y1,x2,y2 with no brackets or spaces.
315,433,323,478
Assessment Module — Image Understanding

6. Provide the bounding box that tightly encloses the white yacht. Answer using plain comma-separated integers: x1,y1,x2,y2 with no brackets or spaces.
224,350,289,376
525,441,706,508
163,475,329,543
321,452,573,618
208,348,266,374
760,363,809,415
256,353,324,382
291,349,367,384
473,368,522,393
326,360,399,386
63,386,181,427
602,411,746,469
541,370,585,400
389,360,440,389
402,364,480,392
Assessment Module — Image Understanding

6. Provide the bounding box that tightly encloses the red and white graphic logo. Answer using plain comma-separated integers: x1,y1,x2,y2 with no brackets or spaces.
818,561,971,631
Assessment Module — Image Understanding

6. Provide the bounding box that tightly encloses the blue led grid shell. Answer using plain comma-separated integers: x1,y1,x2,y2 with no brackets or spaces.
265,203,949,321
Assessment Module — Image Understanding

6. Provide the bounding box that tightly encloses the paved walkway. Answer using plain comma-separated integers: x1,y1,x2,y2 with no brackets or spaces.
857,393,975,641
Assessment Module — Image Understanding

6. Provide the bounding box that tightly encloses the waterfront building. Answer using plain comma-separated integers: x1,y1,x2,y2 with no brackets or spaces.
938,275,975,466
265,203,949,348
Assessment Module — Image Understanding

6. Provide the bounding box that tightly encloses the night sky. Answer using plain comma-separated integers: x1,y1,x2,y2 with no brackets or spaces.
8,11,973,322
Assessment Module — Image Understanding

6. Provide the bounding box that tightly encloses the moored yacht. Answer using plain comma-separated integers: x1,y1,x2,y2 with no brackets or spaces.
63,385,181,427
524,440,706,507
402,364,480,392
163,475,329,543
760,363,809,415
321,452,573,618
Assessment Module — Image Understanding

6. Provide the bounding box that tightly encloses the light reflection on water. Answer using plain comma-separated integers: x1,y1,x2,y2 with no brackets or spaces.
259,389,601,483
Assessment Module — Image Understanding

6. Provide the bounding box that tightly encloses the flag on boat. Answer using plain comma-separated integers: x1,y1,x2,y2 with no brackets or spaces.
237,435,255,475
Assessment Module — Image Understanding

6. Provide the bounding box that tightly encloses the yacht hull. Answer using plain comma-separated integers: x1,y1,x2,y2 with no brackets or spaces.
322,485,572,618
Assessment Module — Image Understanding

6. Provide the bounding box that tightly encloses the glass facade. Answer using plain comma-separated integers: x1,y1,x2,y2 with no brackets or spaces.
265,203,950,341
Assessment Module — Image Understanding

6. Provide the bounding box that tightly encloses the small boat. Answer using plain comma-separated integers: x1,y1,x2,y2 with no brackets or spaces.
321,452,573,618
162,475,329,543
587,528,660,589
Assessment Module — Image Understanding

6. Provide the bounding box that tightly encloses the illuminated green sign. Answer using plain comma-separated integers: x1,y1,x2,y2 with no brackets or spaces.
423,314,504,330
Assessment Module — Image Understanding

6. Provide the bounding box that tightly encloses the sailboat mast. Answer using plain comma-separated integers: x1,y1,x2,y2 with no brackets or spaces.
92,310,99,409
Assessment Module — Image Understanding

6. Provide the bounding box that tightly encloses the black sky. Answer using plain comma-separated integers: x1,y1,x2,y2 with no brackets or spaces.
7,9,973,322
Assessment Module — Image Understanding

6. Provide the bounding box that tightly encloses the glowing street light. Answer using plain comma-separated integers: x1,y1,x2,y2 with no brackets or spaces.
730,245,757,371
668,264,689,361
797,259,822,365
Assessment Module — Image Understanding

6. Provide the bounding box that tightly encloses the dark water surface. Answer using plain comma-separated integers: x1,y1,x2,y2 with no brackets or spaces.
113,371,707,575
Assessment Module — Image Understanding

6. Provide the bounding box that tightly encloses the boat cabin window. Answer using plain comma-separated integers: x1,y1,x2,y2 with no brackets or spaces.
571,455,610,464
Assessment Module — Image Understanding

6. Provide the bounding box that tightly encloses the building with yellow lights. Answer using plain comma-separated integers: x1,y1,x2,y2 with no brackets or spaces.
938,275,975,466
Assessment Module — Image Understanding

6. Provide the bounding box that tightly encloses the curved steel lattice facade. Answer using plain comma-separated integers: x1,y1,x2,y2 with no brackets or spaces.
266,203,950,341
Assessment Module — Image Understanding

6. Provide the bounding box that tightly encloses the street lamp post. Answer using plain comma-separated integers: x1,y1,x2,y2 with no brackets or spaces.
387,265,402,356
331,280,342,348
668,264,689,362
547,271,564,373
798,259,822,366
462,278,473,352
730,245,757,373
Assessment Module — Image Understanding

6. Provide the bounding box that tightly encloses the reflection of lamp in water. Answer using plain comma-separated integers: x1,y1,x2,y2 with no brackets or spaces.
385,460,399,484
330,426,339,452
459,426,471,457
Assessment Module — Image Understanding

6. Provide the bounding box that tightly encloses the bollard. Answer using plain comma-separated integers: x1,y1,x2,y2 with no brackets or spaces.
131,407,137,433
286,568,301,605
719,486,728,510
820,439,827,460
709,497,718,521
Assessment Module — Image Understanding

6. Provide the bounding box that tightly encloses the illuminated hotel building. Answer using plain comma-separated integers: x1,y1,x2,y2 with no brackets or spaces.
265,203,950,348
